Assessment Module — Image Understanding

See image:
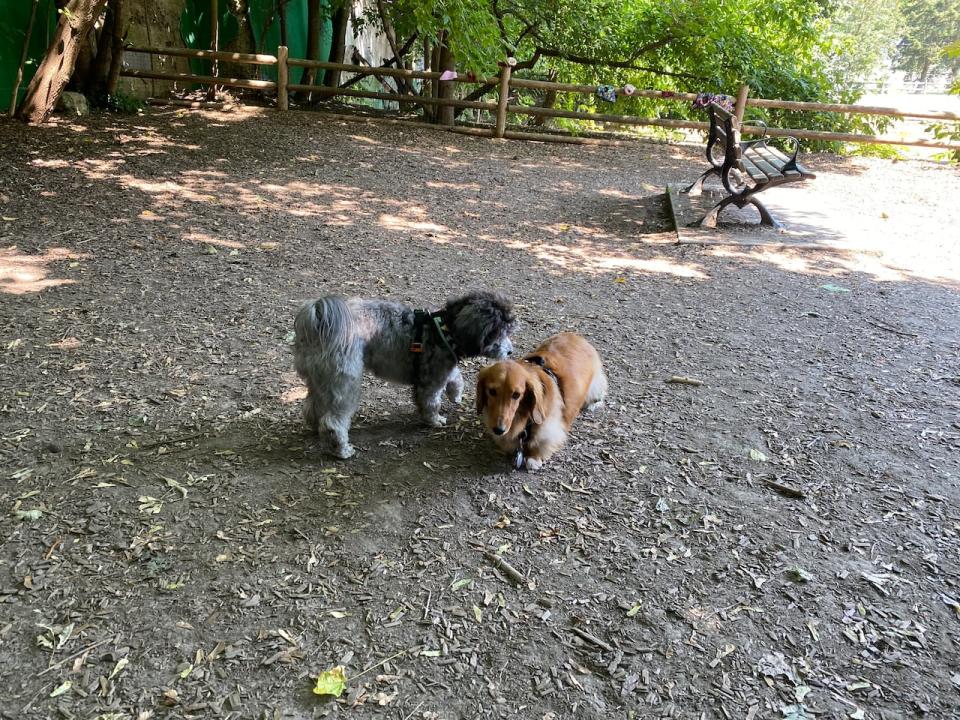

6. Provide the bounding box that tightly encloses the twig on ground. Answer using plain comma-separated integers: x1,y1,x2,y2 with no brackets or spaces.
666,375,703,386
864,318,918,338
348,648,409,681
402,700,426,720
762,478,807,499
136,432,206,450
37,636,115,676
571,627,613,652
482,550,526,586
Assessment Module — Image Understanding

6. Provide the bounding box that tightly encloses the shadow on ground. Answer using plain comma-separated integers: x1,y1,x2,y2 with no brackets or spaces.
0,108,958,720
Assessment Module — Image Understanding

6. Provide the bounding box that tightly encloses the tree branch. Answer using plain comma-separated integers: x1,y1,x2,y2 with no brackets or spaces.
533,46,706,81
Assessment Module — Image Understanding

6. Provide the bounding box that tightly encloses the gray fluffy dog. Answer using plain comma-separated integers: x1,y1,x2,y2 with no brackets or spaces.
294,291,515,458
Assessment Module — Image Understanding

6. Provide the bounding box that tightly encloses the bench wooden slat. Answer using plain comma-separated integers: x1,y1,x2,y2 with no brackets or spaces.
750,142,816,178
753,145,803,176
738,156,769,182
748,154,784,180
750,144,790,170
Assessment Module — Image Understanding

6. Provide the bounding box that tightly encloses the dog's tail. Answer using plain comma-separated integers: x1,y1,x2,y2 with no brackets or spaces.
294,296,354,355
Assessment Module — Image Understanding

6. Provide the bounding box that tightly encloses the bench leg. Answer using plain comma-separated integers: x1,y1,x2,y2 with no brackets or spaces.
682,167,718,197
747,196,783,229
698,193,739,228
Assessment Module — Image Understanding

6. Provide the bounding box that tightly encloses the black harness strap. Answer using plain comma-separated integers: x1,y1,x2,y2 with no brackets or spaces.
410,309,459,385
524,355,559,385
513,355,562,470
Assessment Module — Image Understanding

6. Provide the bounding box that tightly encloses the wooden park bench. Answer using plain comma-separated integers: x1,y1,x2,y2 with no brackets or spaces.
683,102,816,228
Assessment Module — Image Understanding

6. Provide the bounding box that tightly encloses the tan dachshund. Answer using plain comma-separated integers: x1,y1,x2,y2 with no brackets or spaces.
476,332,607,471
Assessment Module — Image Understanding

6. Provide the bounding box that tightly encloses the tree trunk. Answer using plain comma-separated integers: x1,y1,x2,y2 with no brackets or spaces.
104,0,126,95
437,32,454,126
375,0,408,94
89,0,124,99
71,27,97,92
300,0,321,92
324,5,348,87
18,0,107,124
532,69,557,127
278,0,287,49
8,0,41,116
422,35,434,121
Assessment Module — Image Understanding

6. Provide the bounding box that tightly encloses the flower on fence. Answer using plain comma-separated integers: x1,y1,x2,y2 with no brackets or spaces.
622,84,636,96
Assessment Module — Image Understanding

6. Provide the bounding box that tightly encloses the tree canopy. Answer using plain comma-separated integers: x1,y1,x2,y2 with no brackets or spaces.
357,0,897,103
894,0,960,82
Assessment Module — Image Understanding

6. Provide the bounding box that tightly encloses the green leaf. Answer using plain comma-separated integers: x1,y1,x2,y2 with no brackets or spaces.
50,680,72,698
787,566,813,583
450,578,473,591
312,666,347,697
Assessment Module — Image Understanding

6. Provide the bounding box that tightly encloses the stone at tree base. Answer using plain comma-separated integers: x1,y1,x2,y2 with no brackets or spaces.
56,92,90,117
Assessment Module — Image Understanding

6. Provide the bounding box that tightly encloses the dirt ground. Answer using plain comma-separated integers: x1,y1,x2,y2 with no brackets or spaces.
1,107,959,720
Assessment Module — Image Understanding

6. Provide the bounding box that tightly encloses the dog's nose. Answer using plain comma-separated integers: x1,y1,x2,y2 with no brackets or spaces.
493,426,506,436
506,348,513,355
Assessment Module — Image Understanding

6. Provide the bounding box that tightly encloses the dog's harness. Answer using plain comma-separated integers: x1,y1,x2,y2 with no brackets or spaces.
513,355,562,470
410,309,459,384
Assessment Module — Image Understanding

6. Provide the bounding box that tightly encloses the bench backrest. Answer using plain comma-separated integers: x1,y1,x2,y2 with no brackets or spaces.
705,102,742,170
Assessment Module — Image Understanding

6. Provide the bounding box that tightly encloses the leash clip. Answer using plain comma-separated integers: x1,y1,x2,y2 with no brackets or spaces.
513,427,529,470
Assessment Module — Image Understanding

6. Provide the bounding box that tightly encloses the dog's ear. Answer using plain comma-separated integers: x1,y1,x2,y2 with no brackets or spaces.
476,374,488,414
524,376,545,425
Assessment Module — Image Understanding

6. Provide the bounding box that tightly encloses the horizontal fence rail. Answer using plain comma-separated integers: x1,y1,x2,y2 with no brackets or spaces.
124,46,279,65
120,45,960,152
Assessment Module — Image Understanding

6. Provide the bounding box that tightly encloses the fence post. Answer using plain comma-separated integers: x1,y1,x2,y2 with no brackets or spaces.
494,62,512,138
734,83,750,125
277,45,289,111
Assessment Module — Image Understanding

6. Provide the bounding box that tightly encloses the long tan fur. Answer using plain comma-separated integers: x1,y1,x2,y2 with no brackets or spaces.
476,332,607,471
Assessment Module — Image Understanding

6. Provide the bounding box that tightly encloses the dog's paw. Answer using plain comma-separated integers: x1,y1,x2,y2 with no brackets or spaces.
447,390,464,406
425,414,447,428
524,457,543,472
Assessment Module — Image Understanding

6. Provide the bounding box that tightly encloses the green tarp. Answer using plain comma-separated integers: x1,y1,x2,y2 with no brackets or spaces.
1,0,333,109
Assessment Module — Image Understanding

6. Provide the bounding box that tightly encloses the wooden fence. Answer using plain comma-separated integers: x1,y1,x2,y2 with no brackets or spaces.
120,45,960,152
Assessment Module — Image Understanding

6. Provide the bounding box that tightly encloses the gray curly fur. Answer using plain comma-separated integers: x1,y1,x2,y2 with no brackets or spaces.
294,291,515,459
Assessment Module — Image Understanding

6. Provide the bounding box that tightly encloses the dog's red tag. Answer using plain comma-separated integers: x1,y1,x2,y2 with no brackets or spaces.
409,343,424,353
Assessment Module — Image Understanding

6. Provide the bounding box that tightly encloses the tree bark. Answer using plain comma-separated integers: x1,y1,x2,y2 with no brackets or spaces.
89,0,124,99
18,0,107,124
277,0,287,48
437,32,454,126
71,28,97,92
422,35,434,121
104,0,126,95
532,69,557,127
8,0,41,116
374,0,409,94
324,5,348,87
300,0,322,93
